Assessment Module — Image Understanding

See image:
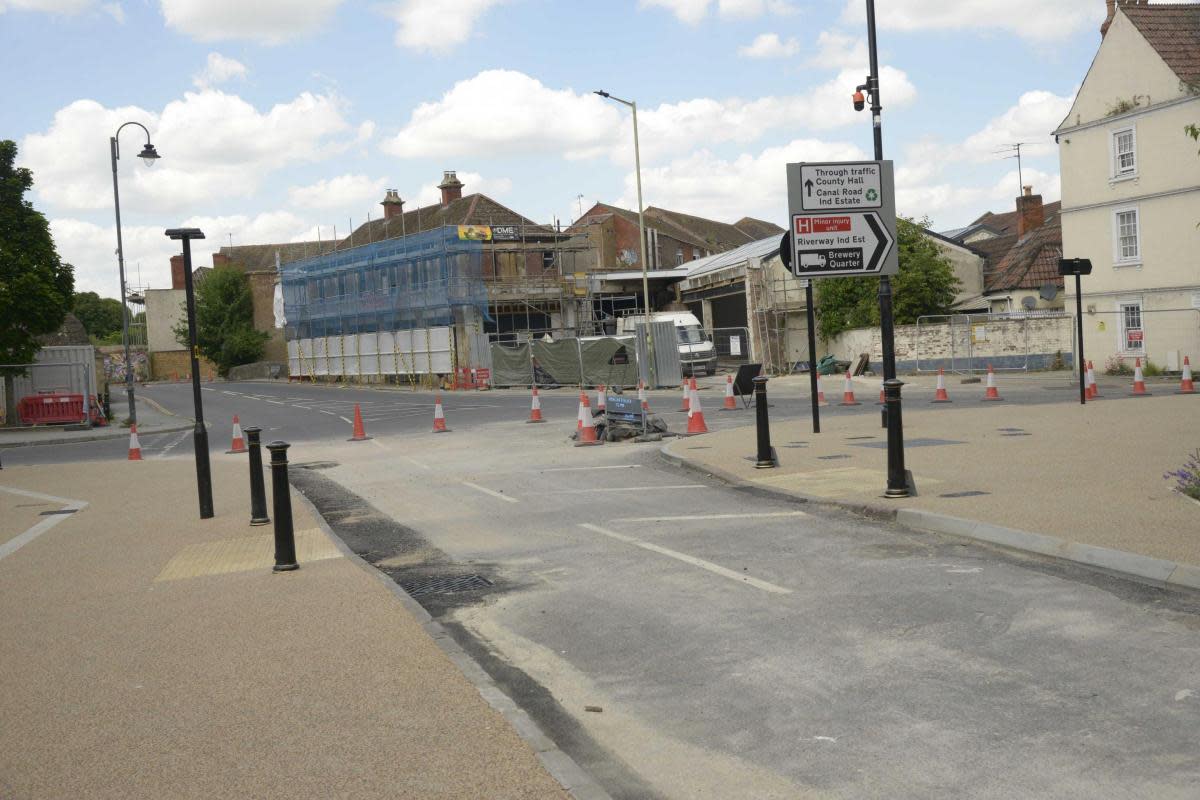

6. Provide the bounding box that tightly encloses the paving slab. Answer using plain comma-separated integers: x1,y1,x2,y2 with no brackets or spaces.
664,393,1200,580
0,457,572,799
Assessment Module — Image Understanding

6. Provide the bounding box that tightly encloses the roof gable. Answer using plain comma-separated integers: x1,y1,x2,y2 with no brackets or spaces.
982,210,1064,294
1122,2,1200,86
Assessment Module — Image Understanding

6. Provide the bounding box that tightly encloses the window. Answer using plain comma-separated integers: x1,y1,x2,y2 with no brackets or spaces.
1120,302,1143,352
1111,127,1136,177
1113,207,1140,264
676,248,684,266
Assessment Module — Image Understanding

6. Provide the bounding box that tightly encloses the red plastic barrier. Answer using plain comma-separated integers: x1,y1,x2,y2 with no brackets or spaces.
18,393,86,425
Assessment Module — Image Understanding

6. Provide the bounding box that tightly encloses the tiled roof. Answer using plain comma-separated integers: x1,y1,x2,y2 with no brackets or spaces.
341,193,545,248
645,206,764,252
733,217,786,240
970,201,1062,238
1122,2,1200,85
983,210,1064,293
219,241,336,271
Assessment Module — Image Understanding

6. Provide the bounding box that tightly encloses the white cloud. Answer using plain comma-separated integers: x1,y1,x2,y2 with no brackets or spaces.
738,33,799,59
22,91,356,214
621,138,868,222
808,31,868,70
288,174,387,210
192,52,247,89
101,2,122,22
160,0,344,45
0,0,95,12
639,0,710,24
895,167,1060,228
840,0,1103,41
383,68,916,164
413,172,513,207
383,0,504,53
51,211,316,295
383,70,623,160
959,89,1075,160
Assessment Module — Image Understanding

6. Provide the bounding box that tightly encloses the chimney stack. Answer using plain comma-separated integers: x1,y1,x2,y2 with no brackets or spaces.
170,254,186,289
380,189,405,220
438,170,464,206
1101,0,1116,38
1016,185,1045,238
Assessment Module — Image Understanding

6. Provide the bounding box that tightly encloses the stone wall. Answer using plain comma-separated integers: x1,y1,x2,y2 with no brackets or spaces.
826,313,1074,372
150,350,218,381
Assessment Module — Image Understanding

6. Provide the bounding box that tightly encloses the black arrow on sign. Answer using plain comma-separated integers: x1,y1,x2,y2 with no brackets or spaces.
865,213,894,272
804,179,814,197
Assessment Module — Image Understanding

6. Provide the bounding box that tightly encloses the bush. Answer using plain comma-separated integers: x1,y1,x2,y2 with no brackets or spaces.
1104,355,1132,375
1165,450,1200,502
1141,359,1163,377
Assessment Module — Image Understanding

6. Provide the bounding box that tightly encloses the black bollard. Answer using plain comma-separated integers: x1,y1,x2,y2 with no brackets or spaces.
244,426,270,526
753,376,775,469
883,378,910,498
266,441,298,572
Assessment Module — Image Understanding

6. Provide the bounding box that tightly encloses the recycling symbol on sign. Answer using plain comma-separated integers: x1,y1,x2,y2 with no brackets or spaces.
865,188,879,202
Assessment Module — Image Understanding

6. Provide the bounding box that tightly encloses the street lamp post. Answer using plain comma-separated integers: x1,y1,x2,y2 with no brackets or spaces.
110,122,160,425
595,90,656,387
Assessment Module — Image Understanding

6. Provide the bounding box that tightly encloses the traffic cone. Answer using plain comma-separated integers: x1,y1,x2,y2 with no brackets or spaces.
226,415,247,453
983,365,1003,401
1086,361,1099,399
348,403,370,441
839,371,860,406
577,391,586,432
932,368,951,403
816,373,828,406
686,383,709,434
678,381,691,412
127,423,142,461
528,386,545,423
596,385,607,412
638,380,651,413
722,375,737,410
878,379,886,405
1179,356,1195,394
1130,358,1149,396
433,395,450,432
575,396,600,446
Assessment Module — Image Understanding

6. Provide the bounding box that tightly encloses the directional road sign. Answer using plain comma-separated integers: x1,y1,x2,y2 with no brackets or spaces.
786,160,899,278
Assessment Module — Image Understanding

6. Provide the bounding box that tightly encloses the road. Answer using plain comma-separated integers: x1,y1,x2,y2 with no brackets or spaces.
6,377,1199,798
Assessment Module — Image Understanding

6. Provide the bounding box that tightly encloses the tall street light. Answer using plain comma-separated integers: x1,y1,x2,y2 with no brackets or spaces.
110,122,161,425
595,89,655,387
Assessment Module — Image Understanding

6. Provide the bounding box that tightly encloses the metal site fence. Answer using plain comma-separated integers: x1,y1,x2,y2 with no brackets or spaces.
709,327,751,363
914,312,1074,374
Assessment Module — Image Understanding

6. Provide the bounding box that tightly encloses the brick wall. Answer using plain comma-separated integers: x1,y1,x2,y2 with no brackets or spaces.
826,314,1074,372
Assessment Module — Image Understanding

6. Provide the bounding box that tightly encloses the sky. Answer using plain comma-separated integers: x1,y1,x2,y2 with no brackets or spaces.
1,0,1118,297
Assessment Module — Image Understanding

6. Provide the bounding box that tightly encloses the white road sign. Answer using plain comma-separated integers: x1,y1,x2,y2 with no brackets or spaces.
791,213,895,276
798,162,882,212
786,160,899,278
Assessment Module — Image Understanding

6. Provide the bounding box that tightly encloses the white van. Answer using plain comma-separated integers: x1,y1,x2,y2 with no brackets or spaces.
618,311,718,376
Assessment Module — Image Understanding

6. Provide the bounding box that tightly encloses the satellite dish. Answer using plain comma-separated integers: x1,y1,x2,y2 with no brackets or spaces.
1022,296,1038,310
1039,282,1058,301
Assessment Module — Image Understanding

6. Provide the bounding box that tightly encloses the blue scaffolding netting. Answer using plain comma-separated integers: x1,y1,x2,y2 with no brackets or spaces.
282,226,490,339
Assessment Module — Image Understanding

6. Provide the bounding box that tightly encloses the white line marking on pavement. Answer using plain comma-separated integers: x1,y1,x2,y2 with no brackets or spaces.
320,410,336,416
156,429,190,458
222,391,241,396
612,511,808,523
201,387,215,392
404,457,432,470
339,416,353,424
461,481,519,503
547,485,706,494
370,439,387,450
264,400,285,405
535,465,643,473
579,523,792,595
0,486,88,563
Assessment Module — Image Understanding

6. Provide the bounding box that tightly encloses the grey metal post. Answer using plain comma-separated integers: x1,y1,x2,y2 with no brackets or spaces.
805,282,820,434
1075,274,1086,404
110,136,136,425
753,376,774,469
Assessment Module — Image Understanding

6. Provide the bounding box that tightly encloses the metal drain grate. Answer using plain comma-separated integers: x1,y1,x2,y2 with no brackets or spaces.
818,454,852,460
844,435,876,440
39,509,77,516
401,574,493,598
938,491,991,498
1000,432,1032,437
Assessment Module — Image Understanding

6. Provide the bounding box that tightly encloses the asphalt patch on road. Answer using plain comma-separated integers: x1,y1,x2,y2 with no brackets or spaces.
288,464,661,800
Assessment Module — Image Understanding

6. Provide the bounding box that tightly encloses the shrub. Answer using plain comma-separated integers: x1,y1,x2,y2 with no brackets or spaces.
1165,450,1200,502
1141,359,1163,377
1104,355,1132,375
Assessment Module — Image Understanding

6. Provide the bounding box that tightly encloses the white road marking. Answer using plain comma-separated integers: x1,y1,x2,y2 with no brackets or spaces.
404,457,432,470
461,481,519,503
156,429,190,458
547,485,706,494
201,387,215,392
370,439,387,450
339,416,353,424
222,391,240,396
535,465,643,473
320,410,336,416
579,523,792,595
612,511,808,523
264,400,285,405
0,486,88,562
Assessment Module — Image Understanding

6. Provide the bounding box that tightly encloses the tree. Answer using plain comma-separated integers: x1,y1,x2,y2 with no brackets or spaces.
0,140,74,425
815,216,961,341
73,291,126,342
174,266,267,376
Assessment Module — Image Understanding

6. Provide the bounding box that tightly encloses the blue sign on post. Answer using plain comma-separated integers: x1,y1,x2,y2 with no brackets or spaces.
605,394,643,424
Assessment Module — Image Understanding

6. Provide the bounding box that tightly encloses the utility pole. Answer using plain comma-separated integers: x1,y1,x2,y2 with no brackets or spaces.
862,0,909,497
